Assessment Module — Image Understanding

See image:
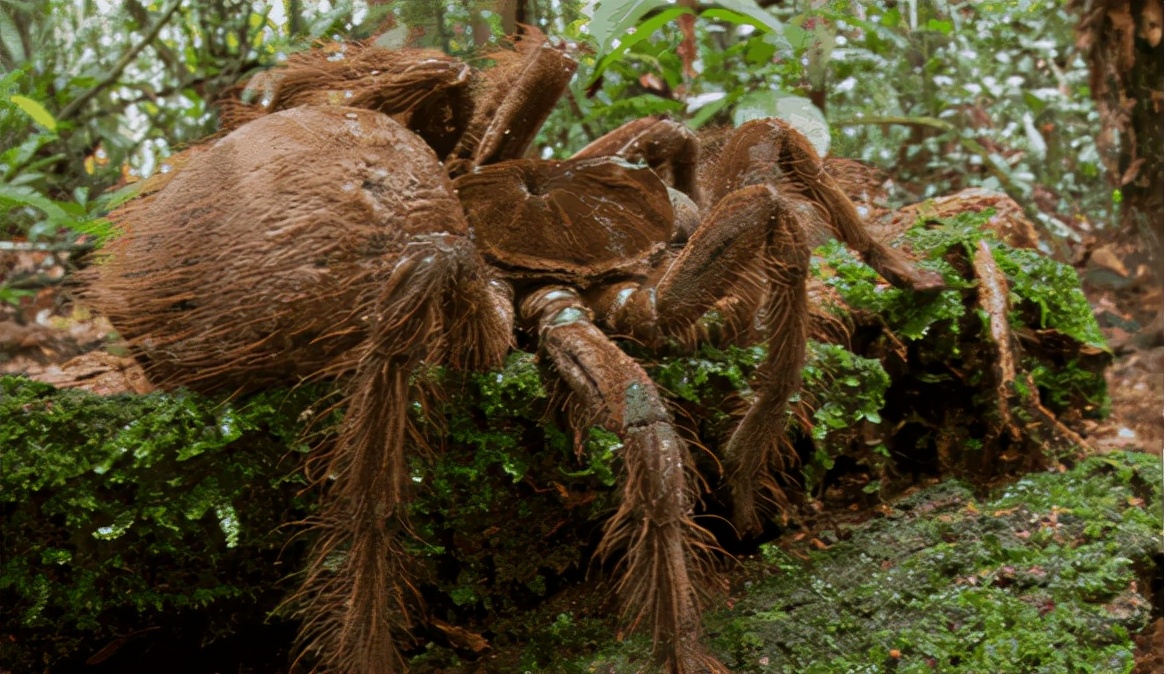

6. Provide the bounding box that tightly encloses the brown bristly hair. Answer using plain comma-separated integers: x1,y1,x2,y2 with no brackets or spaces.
595,421,728,673
293,239,512,673
216,41,475,143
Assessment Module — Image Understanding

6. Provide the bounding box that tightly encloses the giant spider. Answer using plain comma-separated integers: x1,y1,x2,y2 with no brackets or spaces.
84,32,942,674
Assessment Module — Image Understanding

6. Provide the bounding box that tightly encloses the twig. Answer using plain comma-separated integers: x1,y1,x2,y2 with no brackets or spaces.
972,240,1089,459
564,88,597,141
57,0,184,122
4,272,68,290
0,240,96,252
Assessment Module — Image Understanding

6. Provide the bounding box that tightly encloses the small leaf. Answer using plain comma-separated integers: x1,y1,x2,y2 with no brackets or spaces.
925,18,953,34
0,7,26,64
733,92,831,156
702,1,784,35
1023,113,1047,161
687,91,737,129
590,0,671,55
591,5,692,82
10,94,57,131
0,183,70,224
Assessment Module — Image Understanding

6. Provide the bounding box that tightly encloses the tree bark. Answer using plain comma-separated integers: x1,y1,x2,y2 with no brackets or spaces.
1074,0,1165,279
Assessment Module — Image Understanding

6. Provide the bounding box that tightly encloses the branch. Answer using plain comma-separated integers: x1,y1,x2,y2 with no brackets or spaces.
833,115,955,131
57,0,183,122
0,241,97,253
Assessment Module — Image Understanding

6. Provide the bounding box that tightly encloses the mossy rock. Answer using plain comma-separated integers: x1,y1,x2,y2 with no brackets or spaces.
0,209,1118,671
531,452,1163,673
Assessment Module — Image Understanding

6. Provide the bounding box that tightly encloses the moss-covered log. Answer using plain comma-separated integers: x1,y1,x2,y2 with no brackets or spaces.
0,206,1125,671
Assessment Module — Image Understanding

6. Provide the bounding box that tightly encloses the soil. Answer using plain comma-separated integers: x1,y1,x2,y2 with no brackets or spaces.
1138,618,1165,674
1081,269,1165,456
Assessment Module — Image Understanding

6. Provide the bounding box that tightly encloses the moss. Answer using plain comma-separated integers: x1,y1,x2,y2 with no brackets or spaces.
0,377,322,670
800,341,892,491
813,210,1110,481
565,452,1161,673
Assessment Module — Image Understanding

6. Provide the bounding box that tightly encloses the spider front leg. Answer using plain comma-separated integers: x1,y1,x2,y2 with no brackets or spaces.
573,117,701,200
296,234,513,674
708,118,945,293
521,287,727,674
591,184,810,535
448,37,577,174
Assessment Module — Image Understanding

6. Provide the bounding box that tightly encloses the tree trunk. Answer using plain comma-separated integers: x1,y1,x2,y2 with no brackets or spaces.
1075,0,1165,279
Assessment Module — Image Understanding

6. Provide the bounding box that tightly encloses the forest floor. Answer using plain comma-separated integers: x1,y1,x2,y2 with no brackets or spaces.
1078,253,1164,674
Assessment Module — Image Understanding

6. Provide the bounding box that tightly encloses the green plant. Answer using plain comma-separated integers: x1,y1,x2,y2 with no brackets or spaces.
570,452,1161,672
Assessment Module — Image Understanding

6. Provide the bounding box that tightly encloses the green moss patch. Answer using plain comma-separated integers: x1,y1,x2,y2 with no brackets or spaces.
0,377,322,670
563,452,1161,673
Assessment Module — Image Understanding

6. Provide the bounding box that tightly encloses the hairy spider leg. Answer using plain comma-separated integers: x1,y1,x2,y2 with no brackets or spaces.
709,118,946,293
447,36,577,174
296,234,513,674
521,286,728,674
573,117,701,202
589,184,810,534
216,46,475,141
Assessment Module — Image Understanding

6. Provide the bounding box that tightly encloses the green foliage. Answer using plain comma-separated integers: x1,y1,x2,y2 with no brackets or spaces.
574,0,1104,243
806,0,1102,232
570,452,1162,672
405,352,621,628
815,234,969,344
588,0,783,86
817,209,1108,419
652,343,765,407
801,341,891,490
510,611,614,674
0,376,321,669
648,340,894,493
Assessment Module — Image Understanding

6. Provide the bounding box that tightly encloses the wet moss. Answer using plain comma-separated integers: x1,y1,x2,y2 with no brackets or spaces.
563,452,1161,673
0,377,323,671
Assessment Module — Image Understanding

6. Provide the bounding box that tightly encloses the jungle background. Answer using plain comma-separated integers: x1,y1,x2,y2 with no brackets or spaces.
0,0,1162,672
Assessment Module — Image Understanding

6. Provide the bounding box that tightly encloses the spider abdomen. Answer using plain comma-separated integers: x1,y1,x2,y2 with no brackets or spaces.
85,106,467,392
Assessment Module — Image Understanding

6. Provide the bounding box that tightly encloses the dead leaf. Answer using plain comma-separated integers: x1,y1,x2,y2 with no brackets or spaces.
432,619,490,653
1141,0,1163,47
1090,245,1130,277
1120,157,1146,185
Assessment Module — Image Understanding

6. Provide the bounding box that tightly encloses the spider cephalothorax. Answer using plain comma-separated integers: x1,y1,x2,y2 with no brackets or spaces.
84,31,941,674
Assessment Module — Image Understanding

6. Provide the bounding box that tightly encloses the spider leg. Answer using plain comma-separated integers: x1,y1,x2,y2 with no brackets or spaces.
521,287,727,674
295,234,512,674
448,37,577,174
590,185,810,534
572,117,700,200
217,47,474,135
709,118,945,293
